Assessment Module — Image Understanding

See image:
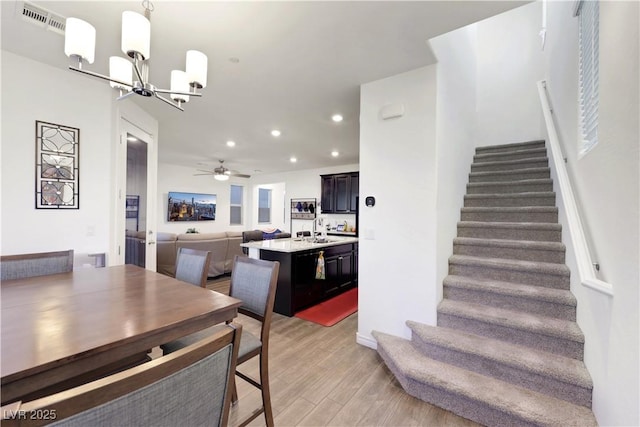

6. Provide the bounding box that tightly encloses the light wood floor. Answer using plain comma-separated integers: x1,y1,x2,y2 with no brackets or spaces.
206,278,480,427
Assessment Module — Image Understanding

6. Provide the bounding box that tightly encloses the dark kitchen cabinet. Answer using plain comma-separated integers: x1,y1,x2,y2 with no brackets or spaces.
259,242,358,316
321,175,335,213
320,172,359,214
324,249,353,297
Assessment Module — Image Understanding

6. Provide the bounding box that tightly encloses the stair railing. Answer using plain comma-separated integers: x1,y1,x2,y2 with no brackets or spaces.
537,80,613,296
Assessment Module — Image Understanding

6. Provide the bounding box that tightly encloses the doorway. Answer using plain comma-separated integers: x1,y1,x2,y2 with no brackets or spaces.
125,134,148,267
116,117,157,271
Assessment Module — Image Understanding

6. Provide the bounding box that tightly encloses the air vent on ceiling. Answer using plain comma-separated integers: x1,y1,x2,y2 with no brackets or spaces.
21,1,66,35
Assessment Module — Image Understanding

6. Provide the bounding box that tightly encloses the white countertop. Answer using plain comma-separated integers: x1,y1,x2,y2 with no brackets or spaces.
240,236,358,253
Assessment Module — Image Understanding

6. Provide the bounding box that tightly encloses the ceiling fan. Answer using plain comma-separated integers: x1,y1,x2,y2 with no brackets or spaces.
194,160,250,181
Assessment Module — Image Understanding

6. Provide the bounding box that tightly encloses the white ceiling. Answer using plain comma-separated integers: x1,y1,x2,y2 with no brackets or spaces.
1,0,526,177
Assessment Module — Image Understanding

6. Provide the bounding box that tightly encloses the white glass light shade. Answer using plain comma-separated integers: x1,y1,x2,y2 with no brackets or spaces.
121,11,150,60
170,70,190,103
64,18,96,64
109,57,132,89
186,50,208,88
214,173,229,181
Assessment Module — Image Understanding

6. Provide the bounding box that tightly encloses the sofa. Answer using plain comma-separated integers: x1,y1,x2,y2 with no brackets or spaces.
156,231,244,278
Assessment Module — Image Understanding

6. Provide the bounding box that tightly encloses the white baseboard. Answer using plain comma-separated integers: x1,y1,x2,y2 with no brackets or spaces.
356,332,377,350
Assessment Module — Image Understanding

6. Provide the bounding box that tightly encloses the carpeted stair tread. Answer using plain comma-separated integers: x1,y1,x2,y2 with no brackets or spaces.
460,206,559,223
469,167,551,183
373,332,597,427
437,299,584,344
453,236,565,263
448,254,570,290
468,178,553,187
473,147,548,163
443,275,575,306
406,322,592,390
464,191,556,207
457,221,562,243
453,236,565,248
470,157,549,172
458,220,561,230
449,254,569,277
461,206,559,214
475,140,546,154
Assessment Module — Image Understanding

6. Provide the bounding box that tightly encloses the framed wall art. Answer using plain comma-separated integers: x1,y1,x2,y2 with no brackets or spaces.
167,191,217,221
35,120,80,209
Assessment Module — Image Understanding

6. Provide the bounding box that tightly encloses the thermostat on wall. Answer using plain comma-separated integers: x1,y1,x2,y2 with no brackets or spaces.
365,196,375,207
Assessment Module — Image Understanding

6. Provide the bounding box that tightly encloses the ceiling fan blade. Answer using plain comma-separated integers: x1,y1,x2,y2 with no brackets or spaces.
196,169,215,174
231,173,251,178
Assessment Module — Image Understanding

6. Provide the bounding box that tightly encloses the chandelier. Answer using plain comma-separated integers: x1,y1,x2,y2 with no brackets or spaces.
63,1,207,111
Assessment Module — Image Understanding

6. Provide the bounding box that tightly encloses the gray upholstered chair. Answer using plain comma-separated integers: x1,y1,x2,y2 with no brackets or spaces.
0,250,74,281
162,255,280,427
5,324,242,427
175,247,212,288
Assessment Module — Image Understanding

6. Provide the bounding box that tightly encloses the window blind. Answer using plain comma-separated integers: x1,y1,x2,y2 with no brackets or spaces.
578,0,599,155
258,188,271,223
230,185,243,225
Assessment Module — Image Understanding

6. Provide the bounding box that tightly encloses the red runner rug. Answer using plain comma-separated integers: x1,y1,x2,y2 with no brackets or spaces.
295,288,358,326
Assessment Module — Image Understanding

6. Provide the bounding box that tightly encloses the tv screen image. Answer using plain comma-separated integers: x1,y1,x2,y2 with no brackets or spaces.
167,191,217,222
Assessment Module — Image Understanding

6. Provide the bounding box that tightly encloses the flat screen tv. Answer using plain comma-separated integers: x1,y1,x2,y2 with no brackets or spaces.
167,191,216,222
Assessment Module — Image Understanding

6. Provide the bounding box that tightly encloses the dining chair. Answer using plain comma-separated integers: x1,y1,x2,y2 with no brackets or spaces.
2,323,242,427
0,250,74,281
162,255,280,427
174,247,212,287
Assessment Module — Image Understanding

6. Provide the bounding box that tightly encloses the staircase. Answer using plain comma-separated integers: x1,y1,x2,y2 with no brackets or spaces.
373,140,598,426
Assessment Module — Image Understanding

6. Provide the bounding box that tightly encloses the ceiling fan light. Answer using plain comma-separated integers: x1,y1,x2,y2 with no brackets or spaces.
121,11,150,60
214,173,229,181
170,70,190,103
64,18,96,64
186,50,208,89
109,56,132,89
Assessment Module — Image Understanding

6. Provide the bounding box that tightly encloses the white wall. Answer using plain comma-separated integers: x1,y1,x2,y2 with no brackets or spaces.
156,162,360,235
358,66,438,347
430,24,479,301
157,163,250,234
475,1,545,146
252,164,359,236
543,1,639,425
1,51,113,263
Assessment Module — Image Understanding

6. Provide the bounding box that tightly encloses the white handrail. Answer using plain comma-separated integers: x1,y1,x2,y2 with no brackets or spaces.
537,80,613,296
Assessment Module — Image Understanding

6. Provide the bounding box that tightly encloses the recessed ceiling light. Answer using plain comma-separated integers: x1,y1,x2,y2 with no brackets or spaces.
290,156,297,163
271,129,281,137
331,114,343,122
226,140,236,147
331,150,340,157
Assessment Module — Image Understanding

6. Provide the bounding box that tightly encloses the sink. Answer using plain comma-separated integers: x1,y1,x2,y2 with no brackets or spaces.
311,237,334,244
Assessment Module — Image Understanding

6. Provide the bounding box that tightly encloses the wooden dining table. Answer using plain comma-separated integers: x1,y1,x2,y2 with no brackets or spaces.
1,264,242,406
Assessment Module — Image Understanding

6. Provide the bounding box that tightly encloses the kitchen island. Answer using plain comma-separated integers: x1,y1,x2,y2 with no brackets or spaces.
241,236,358,316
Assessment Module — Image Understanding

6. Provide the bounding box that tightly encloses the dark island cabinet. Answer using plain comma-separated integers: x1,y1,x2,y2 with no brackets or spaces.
259,242,358,316
320,172,359,213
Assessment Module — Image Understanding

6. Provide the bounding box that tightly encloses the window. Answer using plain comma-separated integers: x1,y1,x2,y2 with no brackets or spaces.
258,188,271,223
577,0,599,156
230,185,243,225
